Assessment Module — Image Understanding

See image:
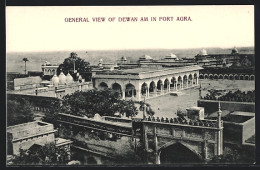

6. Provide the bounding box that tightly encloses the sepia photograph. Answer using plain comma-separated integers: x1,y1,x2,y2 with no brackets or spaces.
5,5,255,166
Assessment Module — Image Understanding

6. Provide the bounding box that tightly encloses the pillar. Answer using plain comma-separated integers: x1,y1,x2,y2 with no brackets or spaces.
204,140,208,159
122,88,125,99
196,77,199,85
161,83,164,94
154,127,160,164
147,88,150,98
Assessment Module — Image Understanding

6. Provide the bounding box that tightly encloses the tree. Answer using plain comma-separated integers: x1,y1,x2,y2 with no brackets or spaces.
42,100,63,127
10,143,70,165
57,52,91,81
22,58,29,74
7,99,34,126
61,89,138,118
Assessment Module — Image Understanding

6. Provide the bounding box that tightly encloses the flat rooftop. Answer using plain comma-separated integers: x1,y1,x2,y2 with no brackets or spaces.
93,65,203,80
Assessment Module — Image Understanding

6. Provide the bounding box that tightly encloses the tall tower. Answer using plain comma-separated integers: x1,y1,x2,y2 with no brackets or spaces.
216,102,223,155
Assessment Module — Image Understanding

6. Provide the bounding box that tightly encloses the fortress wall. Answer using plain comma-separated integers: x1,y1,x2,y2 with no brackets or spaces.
197,100,255,114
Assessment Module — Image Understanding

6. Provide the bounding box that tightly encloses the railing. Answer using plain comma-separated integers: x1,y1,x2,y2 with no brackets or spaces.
145,116,219,128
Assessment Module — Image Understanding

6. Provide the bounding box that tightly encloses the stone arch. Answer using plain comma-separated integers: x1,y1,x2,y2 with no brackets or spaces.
125,83,136,98
98,82,108,90
224,74,229,79
149,81,156,94
250,75,255,81
194,73,198,85
199,74,204,79
170,77,177,90
229,74,234,80
219,74,224,79
177,76,183,89
183,75,188,88
87,156,98,164
164,78,170,91
157,80,163,92
204,74,208,79
159,142,204,164
244,75,249,80
214,74,219,79
239,75,244,80
234,74,239,80
112,83,122,97
141,82,149,96
209,74,213,79
188,74,193,86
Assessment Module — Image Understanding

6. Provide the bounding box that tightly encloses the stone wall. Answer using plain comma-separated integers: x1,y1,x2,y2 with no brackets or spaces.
197,100,255,114
14,76,42,90
57,113,141,162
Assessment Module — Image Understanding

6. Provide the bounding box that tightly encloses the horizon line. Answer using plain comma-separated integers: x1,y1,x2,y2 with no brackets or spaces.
6,45,254,53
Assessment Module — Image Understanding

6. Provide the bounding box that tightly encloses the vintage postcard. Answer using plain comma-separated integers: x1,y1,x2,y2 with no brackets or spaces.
6,5,255,166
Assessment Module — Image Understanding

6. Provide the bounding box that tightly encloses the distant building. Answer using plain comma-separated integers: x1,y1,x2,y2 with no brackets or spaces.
92,65,202,101
41,61,59,76
195,47,255,68
7,121,72,155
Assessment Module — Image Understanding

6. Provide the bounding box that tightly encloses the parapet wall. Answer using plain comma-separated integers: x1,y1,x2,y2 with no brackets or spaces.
197,100,255,114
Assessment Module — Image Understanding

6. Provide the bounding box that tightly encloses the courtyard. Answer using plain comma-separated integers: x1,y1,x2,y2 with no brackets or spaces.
135,79,255,118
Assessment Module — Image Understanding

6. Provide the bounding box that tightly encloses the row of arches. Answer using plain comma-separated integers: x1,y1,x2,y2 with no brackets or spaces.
98,73,199,101
199,74,255,81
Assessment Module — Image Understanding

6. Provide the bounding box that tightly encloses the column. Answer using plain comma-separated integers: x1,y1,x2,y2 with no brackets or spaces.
181,81,183,89
186,80,188,89
196,78,199,85
191,79,194,86
122,88,125,99
147,87,150,98
204,140,208,159
154,127,160,164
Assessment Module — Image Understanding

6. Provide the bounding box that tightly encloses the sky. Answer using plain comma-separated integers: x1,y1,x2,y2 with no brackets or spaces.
6,5,254,52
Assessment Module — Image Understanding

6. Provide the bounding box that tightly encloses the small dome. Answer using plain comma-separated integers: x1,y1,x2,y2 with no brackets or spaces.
140,54,152,60
231,47,239,54
59,72,66,84
99,58,103,63
66,73,74,83
165,53,177,59
199,49,207,56
121,56,127,61
52,74,59,85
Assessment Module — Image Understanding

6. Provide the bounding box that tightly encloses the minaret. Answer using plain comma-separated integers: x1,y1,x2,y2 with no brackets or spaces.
217,102,222,128
216,102,223,155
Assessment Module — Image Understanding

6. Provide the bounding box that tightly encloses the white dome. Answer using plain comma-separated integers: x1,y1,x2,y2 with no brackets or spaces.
140,54,152,60
52,74,59,85
66,73,74,83
199,49,207,56
59,72,66,84
231,47,239,54
165,53,177,59
121,56,127,61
